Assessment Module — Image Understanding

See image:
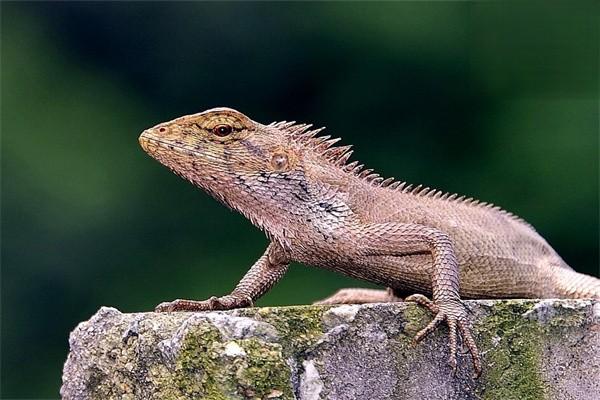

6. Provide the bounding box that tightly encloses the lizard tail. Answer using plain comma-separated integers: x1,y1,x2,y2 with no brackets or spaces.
550,267,600,299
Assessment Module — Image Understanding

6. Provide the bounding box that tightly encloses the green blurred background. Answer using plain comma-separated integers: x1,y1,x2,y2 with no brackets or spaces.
1,1,598,397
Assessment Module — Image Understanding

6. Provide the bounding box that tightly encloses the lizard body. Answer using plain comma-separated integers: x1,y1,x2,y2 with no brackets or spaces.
139,107,600,376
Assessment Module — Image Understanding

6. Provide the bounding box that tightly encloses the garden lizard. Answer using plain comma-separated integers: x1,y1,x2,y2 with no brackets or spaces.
139,107,600,376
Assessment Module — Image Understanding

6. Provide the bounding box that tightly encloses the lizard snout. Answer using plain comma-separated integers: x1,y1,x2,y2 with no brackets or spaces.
138,129,156,153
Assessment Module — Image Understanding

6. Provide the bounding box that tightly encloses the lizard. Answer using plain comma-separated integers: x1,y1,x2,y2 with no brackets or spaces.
138,107,600,377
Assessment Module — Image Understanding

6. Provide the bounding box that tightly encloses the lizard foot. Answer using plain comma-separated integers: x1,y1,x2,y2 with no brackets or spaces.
314,287,401,305
405,294,481,377
154,295,252,312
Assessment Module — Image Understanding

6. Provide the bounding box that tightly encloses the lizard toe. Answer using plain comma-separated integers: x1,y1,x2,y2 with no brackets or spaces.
413,312,444,343
154,300,179,312
447,318,458,375
458,318,482,377
405,294,439,313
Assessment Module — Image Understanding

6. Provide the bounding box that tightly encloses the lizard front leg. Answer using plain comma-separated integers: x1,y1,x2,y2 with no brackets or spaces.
354,222,481,377
155,242,289,312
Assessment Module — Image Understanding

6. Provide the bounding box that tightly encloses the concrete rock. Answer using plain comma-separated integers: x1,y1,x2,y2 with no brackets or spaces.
61,300,600,400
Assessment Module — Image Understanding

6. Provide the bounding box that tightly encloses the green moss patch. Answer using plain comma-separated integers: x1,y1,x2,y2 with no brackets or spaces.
478,301,546,400
156,320,294,400
253,305,326,355
237,339,293,399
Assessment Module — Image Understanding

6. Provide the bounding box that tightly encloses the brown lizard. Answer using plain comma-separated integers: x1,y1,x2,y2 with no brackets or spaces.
139,107,600,376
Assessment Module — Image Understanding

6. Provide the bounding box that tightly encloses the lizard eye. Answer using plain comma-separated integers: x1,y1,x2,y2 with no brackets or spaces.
213,124,233,137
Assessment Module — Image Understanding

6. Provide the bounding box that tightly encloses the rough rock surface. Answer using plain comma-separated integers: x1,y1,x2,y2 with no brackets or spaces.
61,299,600,400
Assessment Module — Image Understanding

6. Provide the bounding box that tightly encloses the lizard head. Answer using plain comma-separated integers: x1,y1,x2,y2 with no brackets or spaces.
139,106,304,177
139,107,309,214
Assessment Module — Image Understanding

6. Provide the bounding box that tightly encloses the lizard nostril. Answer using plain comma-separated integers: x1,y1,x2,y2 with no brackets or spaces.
158,127,167,133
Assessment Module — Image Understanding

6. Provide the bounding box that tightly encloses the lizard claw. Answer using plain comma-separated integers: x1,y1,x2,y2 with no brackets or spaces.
406,295,482,378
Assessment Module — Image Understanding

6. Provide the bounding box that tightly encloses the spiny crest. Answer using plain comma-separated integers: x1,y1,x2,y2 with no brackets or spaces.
272,121,352,166
271,120,532,228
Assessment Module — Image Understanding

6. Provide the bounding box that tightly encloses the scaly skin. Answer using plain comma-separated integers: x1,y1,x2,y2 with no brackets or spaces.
139,107,600,377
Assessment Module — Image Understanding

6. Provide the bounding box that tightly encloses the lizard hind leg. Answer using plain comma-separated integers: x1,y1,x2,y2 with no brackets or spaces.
314,287,402,305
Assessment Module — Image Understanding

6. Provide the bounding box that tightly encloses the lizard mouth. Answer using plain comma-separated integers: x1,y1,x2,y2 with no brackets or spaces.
138,131,225,176
138,131,199,157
